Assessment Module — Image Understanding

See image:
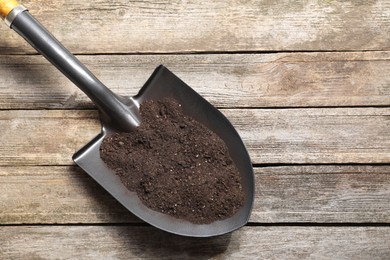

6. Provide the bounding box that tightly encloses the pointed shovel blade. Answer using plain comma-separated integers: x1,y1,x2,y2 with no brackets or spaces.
73,65,254,237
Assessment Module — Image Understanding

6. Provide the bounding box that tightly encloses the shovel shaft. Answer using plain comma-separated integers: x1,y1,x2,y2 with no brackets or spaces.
1,4,139,131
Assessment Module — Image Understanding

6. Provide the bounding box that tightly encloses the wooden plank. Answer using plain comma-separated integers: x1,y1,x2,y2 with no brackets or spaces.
0,166,135,224
0,108,389,165
0,0,389,53
254,165,390,223
0,225,389,259
0,52,389,109
0,110,100,166
1,166,389,224
236,108,390,164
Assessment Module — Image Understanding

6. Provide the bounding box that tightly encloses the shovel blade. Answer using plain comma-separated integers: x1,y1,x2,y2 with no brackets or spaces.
73,65,254,237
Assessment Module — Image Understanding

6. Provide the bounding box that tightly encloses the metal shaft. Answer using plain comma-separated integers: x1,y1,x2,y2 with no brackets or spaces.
8,8,139,131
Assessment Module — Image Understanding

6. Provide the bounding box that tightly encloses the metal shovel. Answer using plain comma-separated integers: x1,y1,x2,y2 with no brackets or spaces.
1,1,254,237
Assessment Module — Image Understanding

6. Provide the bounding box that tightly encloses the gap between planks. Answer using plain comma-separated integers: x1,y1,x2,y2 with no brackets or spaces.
5,49,390,56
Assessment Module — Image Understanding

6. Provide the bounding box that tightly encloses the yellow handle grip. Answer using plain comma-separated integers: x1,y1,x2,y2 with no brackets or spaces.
0,0,20,19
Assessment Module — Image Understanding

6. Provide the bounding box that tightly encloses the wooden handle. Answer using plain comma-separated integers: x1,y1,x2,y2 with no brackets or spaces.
0,0,19,19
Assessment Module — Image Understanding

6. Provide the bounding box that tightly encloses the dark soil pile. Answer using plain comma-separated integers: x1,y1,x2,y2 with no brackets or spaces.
100,98,244,224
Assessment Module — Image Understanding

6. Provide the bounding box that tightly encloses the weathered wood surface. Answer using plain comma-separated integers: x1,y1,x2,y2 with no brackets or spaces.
0,0,389,258
1,166,389,224
0,52,389,109
0,108,389,165
0,0,389,54
1,226,389,259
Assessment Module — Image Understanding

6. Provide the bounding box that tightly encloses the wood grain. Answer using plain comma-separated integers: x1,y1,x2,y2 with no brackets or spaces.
0,166,389,224
0,110,99,166
0,0,388,258
0,108,389,165
0,166,133,224
254,165,390,223
0,0,389,53
237,107,390,164
0,226,389,259
0,52,389,109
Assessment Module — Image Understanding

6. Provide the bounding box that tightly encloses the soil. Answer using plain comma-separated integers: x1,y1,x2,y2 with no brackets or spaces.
99,98,244,224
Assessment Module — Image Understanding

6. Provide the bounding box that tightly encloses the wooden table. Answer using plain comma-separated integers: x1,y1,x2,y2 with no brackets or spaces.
1,1,389,259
